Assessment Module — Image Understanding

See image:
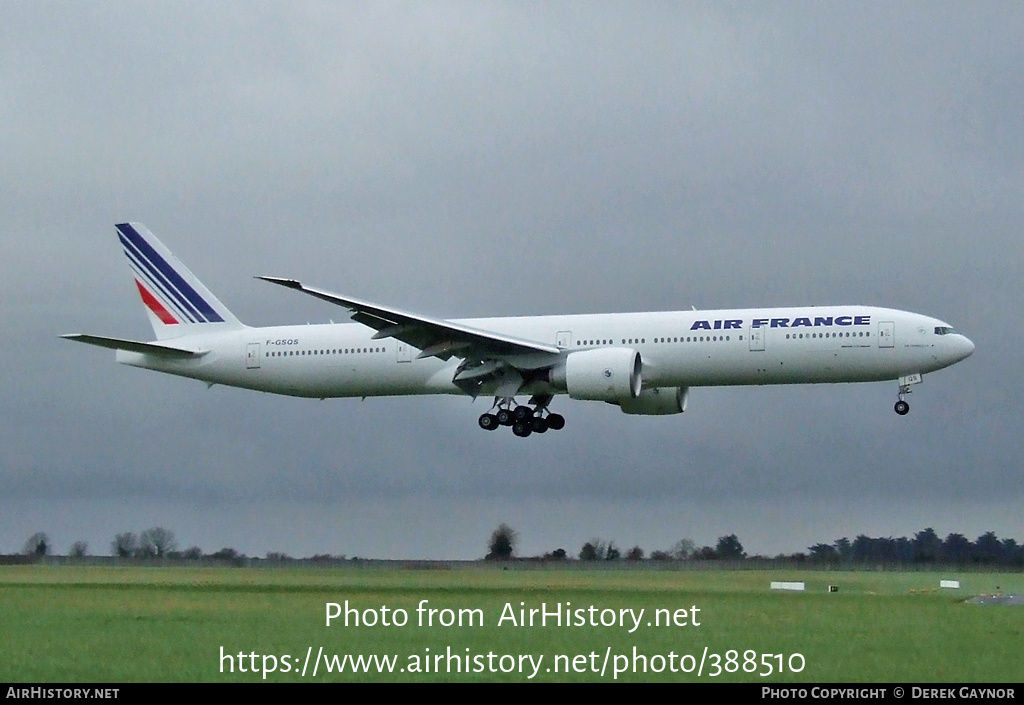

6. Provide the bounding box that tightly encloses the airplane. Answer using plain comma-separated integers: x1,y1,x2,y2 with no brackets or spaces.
63,223,975,437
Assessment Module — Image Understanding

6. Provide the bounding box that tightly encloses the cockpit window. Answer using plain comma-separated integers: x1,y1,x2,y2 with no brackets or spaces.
934,326,957,335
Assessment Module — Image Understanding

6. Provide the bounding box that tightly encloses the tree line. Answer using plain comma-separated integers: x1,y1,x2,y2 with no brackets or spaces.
486,525,747,562
15,524,1024,567
19,528,243,561
805,528,1024,567
486,524,1024,567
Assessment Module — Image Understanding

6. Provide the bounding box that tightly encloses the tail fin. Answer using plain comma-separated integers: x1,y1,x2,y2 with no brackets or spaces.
116,222,245,340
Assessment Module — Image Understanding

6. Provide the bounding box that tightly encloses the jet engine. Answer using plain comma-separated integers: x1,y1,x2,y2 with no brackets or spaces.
549,348,642,401
618,386,689,415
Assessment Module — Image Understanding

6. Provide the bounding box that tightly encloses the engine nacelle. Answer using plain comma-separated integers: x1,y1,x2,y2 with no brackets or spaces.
550,348,642,401
618,386,689,415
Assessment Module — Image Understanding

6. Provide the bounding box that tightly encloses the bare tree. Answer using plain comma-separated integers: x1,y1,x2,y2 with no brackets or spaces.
139,527,177,558
22,532,50,556
671,538,696,560
69,541,88,558
486,523,517,560
111,532,138,558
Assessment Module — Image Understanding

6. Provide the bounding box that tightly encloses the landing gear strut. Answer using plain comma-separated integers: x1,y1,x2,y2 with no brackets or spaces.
894,380,912,416
478,396,565,437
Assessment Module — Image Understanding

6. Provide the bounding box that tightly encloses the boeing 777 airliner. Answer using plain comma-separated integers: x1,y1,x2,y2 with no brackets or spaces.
64,223,974,437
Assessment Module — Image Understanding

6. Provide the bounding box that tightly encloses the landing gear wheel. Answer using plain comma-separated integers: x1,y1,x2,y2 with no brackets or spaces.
512,421,533,438
530,416,548,433
546,413,565,430
894,400,910,415
478,413,499,430
513,405,534,421
496,408,514,426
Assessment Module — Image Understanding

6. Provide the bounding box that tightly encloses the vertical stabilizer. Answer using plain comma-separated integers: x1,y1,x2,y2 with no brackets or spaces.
116,222,245,340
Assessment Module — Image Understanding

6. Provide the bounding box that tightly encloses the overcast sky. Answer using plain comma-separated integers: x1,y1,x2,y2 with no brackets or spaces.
2,2,1021,559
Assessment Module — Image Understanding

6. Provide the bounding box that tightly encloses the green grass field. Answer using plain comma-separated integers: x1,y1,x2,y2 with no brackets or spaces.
0,564,1020,682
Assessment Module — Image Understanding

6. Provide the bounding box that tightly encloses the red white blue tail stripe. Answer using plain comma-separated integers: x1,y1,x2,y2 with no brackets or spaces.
117,223,225,324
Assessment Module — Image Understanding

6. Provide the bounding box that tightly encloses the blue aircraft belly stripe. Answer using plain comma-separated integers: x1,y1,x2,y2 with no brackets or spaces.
119,233,204,322
122,249,199,323
117,224,224,323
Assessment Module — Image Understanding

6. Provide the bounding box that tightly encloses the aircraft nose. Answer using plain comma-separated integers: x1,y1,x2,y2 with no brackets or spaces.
960,335,975,359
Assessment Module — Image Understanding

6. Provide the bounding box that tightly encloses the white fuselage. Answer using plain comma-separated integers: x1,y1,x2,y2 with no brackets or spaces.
116,305,975,400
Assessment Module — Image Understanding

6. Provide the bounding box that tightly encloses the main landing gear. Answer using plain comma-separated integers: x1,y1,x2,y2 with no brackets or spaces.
478,396,565,437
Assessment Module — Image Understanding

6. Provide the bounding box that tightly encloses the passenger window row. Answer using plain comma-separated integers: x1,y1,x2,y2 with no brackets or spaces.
575,336,736,346
784,332,870,339
574,329,875,347
266,347,386,357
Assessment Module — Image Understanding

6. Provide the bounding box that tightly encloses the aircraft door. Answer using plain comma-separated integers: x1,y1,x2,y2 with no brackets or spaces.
556,331,572,349
396,342,413,363
748,327,765,352
246,343,261,369
878,321,895,348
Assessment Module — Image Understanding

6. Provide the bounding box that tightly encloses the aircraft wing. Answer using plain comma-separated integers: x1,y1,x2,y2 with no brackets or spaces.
257,277,561,364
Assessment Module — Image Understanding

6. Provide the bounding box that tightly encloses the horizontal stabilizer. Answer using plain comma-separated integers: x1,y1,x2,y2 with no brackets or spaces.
61,334,207,358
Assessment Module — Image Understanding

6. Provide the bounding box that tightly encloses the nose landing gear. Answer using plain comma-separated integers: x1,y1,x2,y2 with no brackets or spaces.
893,374,921,415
